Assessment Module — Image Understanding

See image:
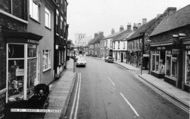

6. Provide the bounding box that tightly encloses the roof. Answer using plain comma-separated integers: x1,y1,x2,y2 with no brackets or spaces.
150,4,190,36
113,30,133,41
127,18,158,41
103,31,122,40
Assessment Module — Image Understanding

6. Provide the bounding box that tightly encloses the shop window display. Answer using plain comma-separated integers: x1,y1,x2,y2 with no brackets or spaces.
172,56,177,78
7,44,38,101
152,55,155,71
166,56,171,76
186,51,190,85
155,55,159,71
8,60,24,101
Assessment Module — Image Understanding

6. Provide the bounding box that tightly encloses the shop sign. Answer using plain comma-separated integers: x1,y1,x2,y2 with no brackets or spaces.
157,47,166,50
172,49,180,55
27,40,39,44
16,68,24,76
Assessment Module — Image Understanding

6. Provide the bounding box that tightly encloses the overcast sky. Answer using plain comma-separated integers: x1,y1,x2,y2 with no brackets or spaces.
67,0,190,41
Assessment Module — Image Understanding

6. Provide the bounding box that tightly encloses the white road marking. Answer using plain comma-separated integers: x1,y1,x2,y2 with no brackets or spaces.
74,73,82,119
69,73,80,119
108,77,116,87
120,92,140,117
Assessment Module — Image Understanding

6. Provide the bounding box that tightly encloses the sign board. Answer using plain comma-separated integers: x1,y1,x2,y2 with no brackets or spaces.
172,49,180,55
16,68,24,76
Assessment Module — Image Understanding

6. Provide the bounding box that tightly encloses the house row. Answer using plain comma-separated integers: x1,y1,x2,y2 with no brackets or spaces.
87,5,190,92
0,0,68,117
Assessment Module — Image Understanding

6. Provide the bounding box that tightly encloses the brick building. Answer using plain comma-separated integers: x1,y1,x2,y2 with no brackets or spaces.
150,5,190,91
54,0,68,78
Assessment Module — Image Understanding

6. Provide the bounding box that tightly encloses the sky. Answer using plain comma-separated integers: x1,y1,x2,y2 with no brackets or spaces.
67,0,190,41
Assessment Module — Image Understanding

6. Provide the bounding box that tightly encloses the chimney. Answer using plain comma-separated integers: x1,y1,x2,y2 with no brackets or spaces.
133,23,138,31
137,23,141,28
94,33,98,38
164,7,177,16
99,32,104,37
119,25,124,32
111,29,115,34
142,18,147,24
127,23,132,31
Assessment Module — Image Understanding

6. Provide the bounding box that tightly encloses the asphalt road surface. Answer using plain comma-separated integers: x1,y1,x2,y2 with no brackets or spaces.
65,57,188,119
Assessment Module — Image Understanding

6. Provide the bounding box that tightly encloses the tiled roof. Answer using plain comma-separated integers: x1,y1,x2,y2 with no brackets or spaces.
150,4,190,36
127,18,158,41
113,30,133,41
103,31,122,40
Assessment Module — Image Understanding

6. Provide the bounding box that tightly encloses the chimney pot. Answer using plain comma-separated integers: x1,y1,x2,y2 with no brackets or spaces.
119,25,124,32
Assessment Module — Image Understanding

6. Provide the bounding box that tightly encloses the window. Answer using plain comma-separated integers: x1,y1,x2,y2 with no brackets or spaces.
29,0,40,21
56,10,59,25
185,51,190,85
45,7,51,28
0,0,25,19
118,41,120,49
43,50,51,71
151,51,160,72
60,17,63,29
166,51,172,77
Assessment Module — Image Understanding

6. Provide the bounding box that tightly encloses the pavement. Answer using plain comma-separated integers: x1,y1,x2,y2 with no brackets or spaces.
114,60,190,112
44,59,76,119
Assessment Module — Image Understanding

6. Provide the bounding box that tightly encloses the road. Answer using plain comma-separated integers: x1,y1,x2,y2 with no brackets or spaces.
64,57,188,119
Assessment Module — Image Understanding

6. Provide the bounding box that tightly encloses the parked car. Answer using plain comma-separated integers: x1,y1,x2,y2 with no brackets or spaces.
76,57,86,67
105,56,114,63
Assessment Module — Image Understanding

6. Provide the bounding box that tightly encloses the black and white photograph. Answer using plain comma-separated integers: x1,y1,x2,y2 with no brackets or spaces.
0,0,189,119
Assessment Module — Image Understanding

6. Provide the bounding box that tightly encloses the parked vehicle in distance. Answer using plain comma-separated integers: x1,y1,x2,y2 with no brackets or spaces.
76,57,86,67
105,56,114,63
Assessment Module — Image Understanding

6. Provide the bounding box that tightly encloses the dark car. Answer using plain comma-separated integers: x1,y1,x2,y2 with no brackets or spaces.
105,56,114,63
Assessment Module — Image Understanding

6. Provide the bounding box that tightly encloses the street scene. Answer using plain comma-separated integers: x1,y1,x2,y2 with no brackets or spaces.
64,57,189,119
0,0,190,119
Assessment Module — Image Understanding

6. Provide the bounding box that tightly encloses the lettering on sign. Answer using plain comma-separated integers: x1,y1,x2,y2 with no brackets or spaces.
172,49,180,55
28,40,38,44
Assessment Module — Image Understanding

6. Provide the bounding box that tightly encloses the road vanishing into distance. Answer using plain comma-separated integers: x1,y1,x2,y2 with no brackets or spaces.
64,57,188,119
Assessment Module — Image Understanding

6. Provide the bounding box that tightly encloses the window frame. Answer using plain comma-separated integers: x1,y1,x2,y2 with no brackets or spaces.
45,7,51,29
29,0,40,22
42,50,51,72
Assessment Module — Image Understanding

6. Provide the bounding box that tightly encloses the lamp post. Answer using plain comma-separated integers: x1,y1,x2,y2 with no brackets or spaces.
172,33,186,88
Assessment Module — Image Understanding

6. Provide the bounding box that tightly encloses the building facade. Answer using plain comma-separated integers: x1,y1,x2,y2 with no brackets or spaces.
54,0,68,78
150,5,190,91
0,0,43,118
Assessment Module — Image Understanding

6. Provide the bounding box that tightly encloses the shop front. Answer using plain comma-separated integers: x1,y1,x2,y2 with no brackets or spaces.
184,44,190,91
4,32,42,102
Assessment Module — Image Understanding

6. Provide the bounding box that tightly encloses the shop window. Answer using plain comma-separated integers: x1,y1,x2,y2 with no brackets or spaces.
151,51,160,72
27,44,37,96
8,44,25,102
166,56,171,76
43,50,51,71
172,57,177,78
29,0,40,21
8,44,24,58
45,7,51,28
185,51,190,85
155,55,159,71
